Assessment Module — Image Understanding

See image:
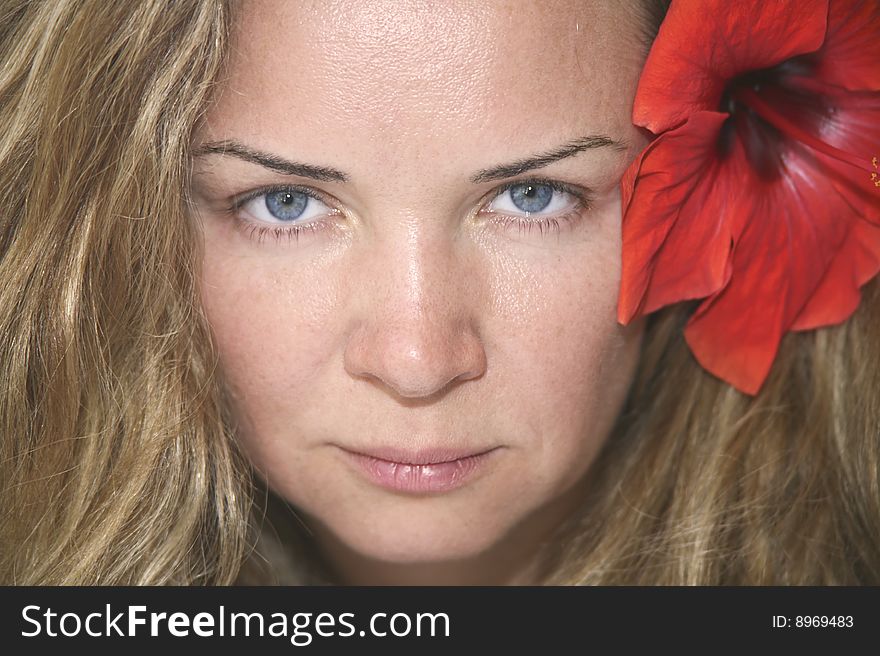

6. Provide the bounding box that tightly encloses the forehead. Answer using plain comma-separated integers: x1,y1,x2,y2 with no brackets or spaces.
204,0,647,168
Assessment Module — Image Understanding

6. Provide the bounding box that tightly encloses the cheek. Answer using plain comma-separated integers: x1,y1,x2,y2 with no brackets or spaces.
480,202,636,487
503,294,637,490
198,235,345,440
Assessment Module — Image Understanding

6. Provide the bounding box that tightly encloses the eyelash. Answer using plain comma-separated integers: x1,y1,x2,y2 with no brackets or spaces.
226,184,340,245
225,178,593,245
479,179,591,238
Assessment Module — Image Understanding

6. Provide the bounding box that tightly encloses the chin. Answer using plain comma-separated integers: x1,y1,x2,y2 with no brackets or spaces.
315,500,515,565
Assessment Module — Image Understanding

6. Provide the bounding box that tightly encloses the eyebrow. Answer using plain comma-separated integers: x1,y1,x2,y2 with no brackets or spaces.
193,134,624,185
469,135,625,183
193,140,349,182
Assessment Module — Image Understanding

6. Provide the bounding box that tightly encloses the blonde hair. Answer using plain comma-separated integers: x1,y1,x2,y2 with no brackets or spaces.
1,0,877,585
547,278,880,584
0,0,249,583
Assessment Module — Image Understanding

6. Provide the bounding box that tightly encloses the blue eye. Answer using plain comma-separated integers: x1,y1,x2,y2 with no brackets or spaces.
484,180,580,217
236,186,335,227
509,183,553,213
265,189,309,221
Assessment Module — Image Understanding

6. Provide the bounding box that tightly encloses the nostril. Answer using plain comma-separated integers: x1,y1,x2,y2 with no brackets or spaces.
343,324,487,402
369,371,464,401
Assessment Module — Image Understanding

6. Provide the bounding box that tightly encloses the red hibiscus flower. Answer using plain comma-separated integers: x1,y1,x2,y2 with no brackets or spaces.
619,0,880,395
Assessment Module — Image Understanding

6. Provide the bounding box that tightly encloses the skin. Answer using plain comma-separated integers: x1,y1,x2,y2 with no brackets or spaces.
191,0,649,585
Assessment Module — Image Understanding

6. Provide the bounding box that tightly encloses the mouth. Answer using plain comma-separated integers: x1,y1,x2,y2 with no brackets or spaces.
337,445,501,494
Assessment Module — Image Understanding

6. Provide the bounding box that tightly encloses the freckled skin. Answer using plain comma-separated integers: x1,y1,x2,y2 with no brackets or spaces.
193,0,649,584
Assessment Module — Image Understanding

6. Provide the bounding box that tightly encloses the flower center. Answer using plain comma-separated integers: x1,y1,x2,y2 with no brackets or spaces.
718,58,876,187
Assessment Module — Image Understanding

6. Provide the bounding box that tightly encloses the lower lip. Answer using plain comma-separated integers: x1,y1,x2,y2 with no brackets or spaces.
342,449,497,494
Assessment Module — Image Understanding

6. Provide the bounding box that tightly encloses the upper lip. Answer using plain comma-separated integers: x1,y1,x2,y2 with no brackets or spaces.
338,445,499,465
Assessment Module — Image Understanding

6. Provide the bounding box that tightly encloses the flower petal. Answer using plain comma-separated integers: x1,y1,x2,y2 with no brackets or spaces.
791,219,880,329
683,246,788,397
618,111,734,324
634,0,828,134
813,0,880,92
809,86,880,223
682,138,862,394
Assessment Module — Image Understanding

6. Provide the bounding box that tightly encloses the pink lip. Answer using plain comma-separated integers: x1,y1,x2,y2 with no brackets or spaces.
339,446,499,494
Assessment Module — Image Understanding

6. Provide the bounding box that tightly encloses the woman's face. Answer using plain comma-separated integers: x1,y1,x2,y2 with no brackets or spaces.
192,0,649,583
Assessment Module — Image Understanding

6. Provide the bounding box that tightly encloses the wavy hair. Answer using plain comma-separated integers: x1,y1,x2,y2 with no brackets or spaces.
1,0,877,585
0,0,249,584
547,276,880,584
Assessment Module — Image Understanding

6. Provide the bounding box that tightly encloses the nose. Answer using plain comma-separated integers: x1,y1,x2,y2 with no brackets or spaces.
343,227,487,401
